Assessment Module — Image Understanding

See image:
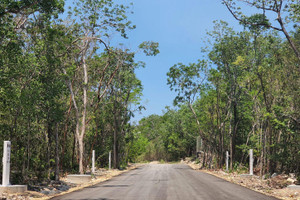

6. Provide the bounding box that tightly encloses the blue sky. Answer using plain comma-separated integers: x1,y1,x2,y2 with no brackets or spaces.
111,0,241,123
110,0,241,123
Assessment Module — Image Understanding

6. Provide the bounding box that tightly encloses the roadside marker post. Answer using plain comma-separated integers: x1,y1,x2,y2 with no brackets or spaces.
0,141,27,193
92,150,95,174
109,151,111,170
196,136,202,153
226,151,229,172
249,149,253,175
2,141,11,186
240,149,256,178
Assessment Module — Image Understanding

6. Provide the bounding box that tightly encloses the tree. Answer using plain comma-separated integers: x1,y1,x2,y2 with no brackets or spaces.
105,49,144,168
167,60,211,145
222,0,300,63
0,0,160,183
0,0,64,18
62,0,135,174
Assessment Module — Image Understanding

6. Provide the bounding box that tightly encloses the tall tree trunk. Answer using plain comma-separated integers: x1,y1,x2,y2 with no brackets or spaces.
78,52,88,174
71,134,76,169
202,146,206,169
188,103,212,148
113,108,119,169
216,85,223,168
260,125,264,177
258,73,274,174
64,68,81,173
61,96,72,170
46,120,52,179
113,129,118,169
229,113,233,170
55,124,60,181
78,134,84,174
65,46,89,174
230,101,238,170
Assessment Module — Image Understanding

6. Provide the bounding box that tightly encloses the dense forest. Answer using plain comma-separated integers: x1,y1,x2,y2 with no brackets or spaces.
0,0,299,185
0,0,158,183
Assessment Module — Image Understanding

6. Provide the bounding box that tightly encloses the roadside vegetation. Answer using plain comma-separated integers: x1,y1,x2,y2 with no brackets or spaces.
0,0,158,184
130,0,300,182
0,0,299,191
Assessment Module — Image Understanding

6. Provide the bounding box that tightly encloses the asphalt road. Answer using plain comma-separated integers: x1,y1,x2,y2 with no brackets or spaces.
51,164,278,200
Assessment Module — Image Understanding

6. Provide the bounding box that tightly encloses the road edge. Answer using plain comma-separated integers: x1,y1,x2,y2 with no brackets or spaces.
34,164,144,200
184,162,285,200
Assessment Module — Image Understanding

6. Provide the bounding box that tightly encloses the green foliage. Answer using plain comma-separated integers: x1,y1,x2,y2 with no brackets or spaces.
167,60,207,105
0,0,64,17
130,19,300,176
127,133,149,162
0,0,159,181
0,0,298,182
138,41,160,56
129,106,198,162
242,14,270,34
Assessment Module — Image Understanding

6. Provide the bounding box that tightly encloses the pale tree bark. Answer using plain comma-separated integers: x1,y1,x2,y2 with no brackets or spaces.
229,112,233,170
63,67,81,172
63,37,121,174
78,50,88,174
63,63,85,173
113,114,119,169
112,79,121,169
188,103,210,147
64,38,90,174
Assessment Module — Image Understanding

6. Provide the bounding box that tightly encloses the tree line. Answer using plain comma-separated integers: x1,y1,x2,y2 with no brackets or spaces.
0,0,158,183
0,0,299,185
131,0,299,178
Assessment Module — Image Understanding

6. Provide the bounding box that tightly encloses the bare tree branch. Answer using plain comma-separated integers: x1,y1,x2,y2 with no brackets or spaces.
222,0,300,63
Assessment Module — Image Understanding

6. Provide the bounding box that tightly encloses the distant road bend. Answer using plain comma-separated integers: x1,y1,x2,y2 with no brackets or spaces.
52,164,278,200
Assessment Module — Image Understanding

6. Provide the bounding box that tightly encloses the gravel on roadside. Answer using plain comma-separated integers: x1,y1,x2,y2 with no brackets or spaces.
183,159,299,200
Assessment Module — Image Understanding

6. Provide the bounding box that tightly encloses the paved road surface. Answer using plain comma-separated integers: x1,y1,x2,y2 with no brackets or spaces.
52,164,278,200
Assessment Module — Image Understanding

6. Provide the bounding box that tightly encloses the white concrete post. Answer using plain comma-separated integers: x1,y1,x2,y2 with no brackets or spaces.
226,151,229,172
249,149,253,175
109,151,111,170
92,150,95,174
2,141,11,186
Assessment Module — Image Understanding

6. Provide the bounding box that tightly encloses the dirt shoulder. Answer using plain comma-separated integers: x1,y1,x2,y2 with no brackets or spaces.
183,160,299,200
0,163,143,200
